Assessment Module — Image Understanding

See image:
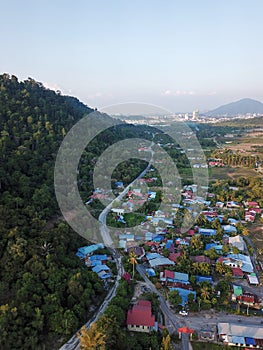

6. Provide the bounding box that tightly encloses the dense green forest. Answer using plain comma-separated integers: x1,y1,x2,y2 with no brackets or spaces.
0,74,153,349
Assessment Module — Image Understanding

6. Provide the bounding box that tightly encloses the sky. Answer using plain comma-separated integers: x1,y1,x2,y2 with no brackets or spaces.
1,0,263,113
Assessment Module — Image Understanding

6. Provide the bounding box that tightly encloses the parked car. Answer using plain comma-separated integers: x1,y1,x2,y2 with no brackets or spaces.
179,310,188,316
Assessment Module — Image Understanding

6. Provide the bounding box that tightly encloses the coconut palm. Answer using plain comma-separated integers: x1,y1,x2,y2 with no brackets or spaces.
40,241,54,256
200,285,210,301
215,262,225,275
128,251,137,279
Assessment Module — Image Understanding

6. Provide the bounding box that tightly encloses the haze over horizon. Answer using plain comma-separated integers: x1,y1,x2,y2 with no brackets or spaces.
1,0,263,113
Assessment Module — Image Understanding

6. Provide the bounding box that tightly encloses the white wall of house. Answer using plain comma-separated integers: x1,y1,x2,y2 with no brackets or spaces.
127,324,151,333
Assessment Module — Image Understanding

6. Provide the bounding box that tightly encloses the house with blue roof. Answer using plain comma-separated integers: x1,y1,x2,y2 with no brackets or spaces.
169,287,196,306
198,228,216,236
146,253,162,260
195,275,213,284
152,235,163,242
92,265,110,273
90,254,108,261
227,253,254,273
161,270,189,284
98,271,112,279
228,218,239,226
76,243,104,258
88,254,108,267
145,232,154,241
149,257,175,268
205,243,223,254
222,225,237,234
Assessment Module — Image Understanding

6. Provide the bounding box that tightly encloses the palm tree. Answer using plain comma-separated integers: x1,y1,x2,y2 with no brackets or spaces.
128,251,137,279
78,324,106,350
200,285,210,301
198,262,211,276
39,241,54,256
215,262,225,275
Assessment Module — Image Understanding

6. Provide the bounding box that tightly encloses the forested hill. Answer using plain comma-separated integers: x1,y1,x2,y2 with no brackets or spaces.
0,74,139,349
0,74,156,349
0,73,93,214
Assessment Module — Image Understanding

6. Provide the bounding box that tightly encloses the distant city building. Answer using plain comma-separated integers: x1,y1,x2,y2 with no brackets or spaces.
192,110,199,120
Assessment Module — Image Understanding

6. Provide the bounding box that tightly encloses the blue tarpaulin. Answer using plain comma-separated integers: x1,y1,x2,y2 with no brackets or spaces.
245,337,256,346
146,268,156,277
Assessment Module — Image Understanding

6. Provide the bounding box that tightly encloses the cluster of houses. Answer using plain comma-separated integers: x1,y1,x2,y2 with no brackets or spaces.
232,284,260,307
218,322,263,348
208,158,225,167
113,180,262,311
244,201,262,223
75,243,112,280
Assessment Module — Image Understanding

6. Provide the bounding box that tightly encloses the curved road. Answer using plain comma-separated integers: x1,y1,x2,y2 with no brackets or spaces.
59,141,154,350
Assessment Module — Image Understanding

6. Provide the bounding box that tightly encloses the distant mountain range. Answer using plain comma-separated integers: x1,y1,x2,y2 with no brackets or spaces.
206,98,263,117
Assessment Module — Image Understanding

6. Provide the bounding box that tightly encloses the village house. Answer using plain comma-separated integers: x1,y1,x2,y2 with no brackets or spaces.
236,292,259,306
218,322,263,348
245,211,256,222
190,255,212,265
231,267,244,278
126,300,157,333
127,246,145,260
228,235,245,252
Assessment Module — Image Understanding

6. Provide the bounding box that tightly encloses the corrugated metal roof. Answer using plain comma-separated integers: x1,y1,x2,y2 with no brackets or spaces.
231,336,245,344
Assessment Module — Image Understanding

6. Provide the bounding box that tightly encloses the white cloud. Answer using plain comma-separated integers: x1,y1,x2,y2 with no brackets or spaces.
162,89,196,96
43,82,64,93
87,92,112,100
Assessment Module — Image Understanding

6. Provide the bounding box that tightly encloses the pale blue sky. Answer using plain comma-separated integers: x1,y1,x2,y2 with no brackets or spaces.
1,0,263,112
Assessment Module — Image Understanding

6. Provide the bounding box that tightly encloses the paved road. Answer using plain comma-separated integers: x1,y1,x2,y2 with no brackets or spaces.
136,265,184,333
59,141,154,350
136,264,194,350
181,333,193,350
136,264,263,349
99,139,154,247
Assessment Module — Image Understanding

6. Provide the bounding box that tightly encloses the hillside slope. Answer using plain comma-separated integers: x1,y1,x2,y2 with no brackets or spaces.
207,98,263,116
0,74,109,349
0,74,156,349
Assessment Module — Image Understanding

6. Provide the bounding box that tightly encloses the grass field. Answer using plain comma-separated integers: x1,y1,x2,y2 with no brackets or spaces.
209,166,260,181
177,166,260,183
220,131,263,157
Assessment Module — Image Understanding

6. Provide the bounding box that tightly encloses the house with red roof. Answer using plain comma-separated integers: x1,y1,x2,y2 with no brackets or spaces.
208,161,224,167
237,293,259,306
187,229,195,236
126,300,156,333
248,208,261,215
245,211,256,223
190,255,212,264
245,201,259,208
231,267,244,278
169,252,182,263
